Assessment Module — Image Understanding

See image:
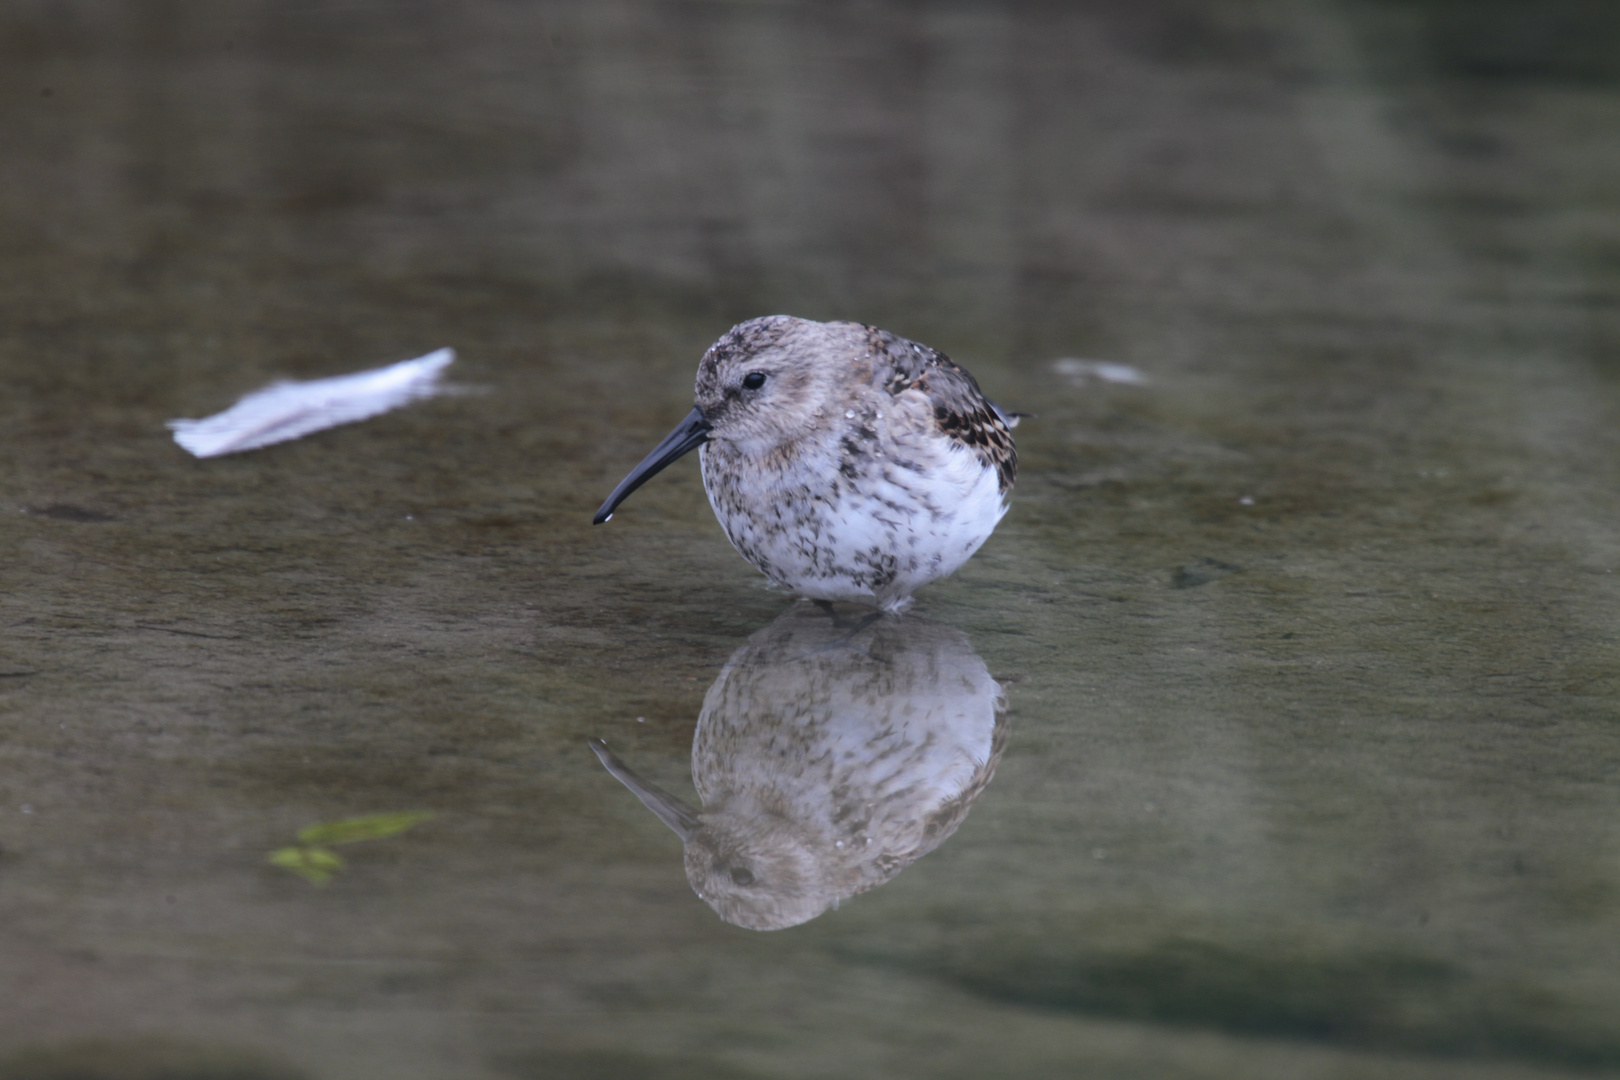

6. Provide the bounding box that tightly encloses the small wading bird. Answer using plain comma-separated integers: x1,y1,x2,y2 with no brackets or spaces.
594,316,1018,612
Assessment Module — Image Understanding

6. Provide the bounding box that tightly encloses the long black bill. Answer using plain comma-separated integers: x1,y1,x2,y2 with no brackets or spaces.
592,406,711,524
588,738,702,841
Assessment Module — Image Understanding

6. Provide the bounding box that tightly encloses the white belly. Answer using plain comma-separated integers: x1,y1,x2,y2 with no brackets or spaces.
701,438,1007,611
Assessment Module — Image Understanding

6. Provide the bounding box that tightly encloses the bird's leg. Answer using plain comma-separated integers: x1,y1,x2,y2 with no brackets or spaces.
795,605,885,659
811,600,882,635
841,610,884,638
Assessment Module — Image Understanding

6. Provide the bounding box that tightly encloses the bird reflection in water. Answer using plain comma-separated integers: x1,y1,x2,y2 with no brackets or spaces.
590,603,1007,930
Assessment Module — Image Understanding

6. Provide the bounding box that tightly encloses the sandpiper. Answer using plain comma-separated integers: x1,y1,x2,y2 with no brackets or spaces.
594,316,1017,612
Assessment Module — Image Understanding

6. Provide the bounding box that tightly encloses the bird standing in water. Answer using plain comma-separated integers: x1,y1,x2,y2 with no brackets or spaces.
594,316,1017,612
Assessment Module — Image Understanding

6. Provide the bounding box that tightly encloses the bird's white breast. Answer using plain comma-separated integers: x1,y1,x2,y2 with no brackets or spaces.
701,426,1006,610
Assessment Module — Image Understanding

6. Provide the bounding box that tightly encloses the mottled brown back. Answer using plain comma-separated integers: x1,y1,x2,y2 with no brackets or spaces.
864,325,1018,493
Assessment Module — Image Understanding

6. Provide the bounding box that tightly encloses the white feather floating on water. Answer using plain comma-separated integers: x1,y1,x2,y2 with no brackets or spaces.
1051,357,1148,385
168,348,455,458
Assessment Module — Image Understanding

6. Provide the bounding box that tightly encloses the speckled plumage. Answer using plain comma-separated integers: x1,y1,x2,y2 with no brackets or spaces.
595,316,1017,611
591,604,1007,930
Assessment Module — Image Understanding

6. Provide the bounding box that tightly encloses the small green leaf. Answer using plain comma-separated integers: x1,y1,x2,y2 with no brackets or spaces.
296,810,435,847
268,845,343,885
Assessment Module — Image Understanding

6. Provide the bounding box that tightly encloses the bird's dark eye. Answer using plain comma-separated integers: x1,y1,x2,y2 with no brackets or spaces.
742,371,767,391
729,866,756,886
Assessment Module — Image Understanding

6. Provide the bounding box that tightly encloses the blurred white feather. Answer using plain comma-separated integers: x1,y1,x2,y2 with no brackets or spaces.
1051,357,1147,385
167,348,455,458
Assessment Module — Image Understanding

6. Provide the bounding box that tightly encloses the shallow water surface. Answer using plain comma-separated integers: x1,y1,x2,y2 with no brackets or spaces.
2,2,1618,1078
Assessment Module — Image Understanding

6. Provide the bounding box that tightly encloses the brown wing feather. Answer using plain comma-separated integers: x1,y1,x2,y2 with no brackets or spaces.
865,326,1018,493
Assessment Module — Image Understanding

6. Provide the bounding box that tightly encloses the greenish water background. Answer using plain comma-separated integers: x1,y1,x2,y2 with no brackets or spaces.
1,2,1617,1078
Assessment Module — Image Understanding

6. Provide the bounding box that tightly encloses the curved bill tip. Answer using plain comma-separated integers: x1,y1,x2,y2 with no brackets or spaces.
588,737,702,841
593,405,711,524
